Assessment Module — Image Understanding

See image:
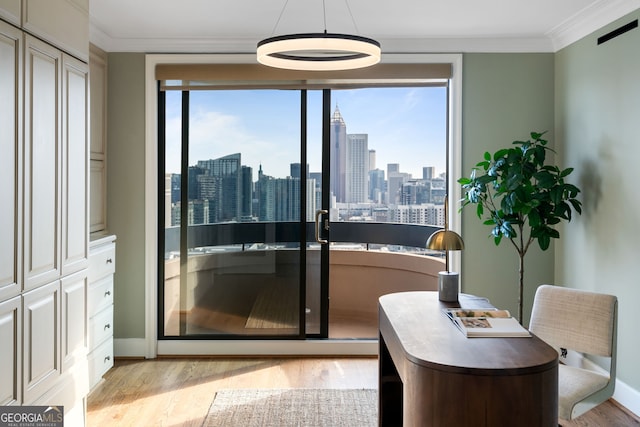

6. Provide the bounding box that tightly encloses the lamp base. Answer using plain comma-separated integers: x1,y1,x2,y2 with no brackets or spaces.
438,271,459,302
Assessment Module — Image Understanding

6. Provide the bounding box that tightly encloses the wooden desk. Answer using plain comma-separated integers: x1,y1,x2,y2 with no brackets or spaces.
379,291,558,426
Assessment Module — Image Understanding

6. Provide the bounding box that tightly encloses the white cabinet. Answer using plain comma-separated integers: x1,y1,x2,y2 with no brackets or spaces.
0,296,21,406
0,19,21,302
88,235,116,390
1,2,90,418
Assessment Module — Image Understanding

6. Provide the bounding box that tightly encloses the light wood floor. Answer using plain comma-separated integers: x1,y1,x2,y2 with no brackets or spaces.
87,357,639,427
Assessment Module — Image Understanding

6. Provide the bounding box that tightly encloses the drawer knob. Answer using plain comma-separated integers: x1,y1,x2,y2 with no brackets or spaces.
106,258,113,264
104,355,111,362
105,290,111,297
104,323,111,330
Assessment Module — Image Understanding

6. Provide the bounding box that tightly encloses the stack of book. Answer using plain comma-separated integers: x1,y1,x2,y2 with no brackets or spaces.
443,308,530,338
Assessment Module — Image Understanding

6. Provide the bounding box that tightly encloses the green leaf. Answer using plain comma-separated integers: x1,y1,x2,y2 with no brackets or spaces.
538,234,551,251
569,198,582,215
564,183,580,197
560,167,574,178
458,177,472,185
528,209,541,228
534,171,556,188
547,217,561,225
494,149,510,160
484,151,491,161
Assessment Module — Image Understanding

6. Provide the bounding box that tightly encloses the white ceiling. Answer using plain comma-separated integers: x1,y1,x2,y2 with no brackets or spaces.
89,0,640,54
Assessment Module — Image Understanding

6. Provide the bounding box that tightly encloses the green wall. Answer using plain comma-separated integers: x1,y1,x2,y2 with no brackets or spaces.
106,32,639,400
555,9,640,395
460,53,555,323
107,53,146,338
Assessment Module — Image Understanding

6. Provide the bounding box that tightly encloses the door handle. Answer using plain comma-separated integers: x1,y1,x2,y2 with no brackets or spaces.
315,209,329,244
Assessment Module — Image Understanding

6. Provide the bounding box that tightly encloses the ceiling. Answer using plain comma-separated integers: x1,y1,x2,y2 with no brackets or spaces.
89,0,639,54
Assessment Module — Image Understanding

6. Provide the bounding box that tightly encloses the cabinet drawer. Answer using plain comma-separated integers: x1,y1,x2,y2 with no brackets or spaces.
88,337,113,388
89,243,115,282
88,275,113,315
89,305,113,349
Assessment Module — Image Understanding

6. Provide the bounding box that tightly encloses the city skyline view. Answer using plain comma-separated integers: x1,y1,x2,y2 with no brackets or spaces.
164,87,447,181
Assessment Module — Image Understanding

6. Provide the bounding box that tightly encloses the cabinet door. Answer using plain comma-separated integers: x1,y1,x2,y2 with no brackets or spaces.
61,270,87,371
89,44,107,158
0,296,21,406
89,44,108,233
0,20,21,301
23,35,62,291
61,54,89,276
22,280,61,404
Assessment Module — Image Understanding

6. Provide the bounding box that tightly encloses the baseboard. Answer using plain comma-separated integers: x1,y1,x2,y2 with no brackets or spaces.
612,378,640,418
116,337,378,358
156,339,378,356
114,338,148,358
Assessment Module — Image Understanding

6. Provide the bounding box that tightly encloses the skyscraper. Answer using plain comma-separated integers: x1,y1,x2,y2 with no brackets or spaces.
330,105,347,203
256,164,275,221
369,169,385,203
368,149,376,171
423,166,435,180
197,153,242,222
240,166,253,220
346,133,369,203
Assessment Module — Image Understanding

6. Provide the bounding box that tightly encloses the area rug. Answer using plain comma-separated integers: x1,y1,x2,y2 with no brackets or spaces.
202,388,377,427
244,284,298,329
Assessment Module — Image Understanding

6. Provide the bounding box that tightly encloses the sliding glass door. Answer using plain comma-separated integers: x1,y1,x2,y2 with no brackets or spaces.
160,89,319,338
158,83,448,341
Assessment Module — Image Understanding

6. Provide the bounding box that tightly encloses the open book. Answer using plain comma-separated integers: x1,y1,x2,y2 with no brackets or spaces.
443,308,530,338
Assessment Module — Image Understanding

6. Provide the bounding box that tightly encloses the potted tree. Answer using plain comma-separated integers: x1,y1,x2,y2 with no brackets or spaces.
458,131,582,323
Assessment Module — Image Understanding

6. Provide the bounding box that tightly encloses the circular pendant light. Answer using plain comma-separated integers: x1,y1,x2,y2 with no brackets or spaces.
257,32,381,71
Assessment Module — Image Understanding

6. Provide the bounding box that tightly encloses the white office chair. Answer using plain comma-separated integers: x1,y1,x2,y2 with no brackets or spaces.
529,284,617,421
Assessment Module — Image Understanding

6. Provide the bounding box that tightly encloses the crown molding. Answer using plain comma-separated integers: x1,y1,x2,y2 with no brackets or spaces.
90,28,555,54
90,1,640,54
547,0,640,51
379,37,555,53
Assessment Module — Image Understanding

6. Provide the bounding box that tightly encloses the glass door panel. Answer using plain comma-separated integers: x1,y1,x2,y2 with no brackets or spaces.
326,87,447,339
162,89,305,337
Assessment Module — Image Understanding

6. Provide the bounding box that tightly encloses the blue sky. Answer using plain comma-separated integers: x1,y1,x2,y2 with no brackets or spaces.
164,86,447,180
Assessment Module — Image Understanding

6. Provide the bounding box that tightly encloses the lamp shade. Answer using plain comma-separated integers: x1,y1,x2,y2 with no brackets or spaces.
257,33,381,71
426,229,465,251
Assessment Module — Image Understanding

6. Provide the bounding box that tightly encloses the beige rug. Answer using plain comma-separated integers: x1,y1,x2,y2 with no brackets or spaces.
245,284,298,329
203,388,377,426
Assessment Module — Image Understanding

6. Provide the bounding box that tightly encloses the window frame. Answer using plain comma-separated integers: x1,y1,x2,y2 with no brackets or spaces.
144,53,463,357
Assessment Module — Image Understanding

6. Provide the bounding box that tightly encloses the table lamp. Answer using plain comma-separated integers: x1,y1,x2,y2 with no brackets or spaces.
426,196,464,301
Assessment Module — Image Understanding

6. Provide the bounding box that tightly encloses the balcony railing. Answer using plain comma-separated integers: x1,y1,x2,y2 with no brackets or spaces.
165,221,441,253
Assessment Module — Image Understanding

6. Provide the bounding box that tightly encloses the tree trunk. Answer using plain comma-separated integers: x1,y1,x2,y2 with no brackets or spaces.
518,253,525,324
